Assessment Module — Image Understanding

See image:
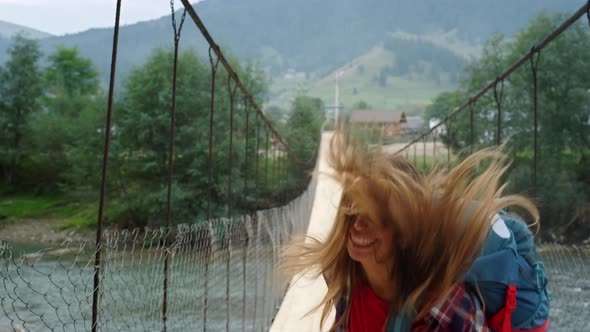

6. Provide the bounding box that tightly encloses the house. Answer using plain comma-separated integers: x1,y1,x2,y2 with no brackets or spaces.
349,109,407,137
401,116,424,135
284,68,306,80
429,118,447,136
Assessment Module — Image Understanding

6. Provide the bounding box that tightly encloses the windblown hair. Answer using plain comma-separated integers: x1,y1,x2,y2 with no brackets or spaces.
279,129,539,331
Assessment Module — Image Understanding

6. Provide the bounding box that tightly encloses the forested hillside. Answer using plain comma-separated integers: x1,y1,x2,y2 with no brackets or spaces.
275,36,466,110
0,0,581,84
0,20,53,39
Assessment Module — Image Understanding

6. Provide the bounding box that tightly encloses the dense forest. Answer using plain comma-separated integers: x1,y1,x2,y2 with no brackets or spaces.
425,13,590,242
378,35,467,85
0,34,324,228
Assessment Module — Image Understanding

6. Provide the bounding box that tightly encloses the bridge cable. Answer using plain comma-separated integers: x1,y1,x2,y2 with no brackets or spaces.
92,0,122,330
493,78,504,146
252,113,261,332
204,45,220,332
241,96,251,332
447,118,451,165
422,136,426,170
226,73,238,332
163,2,187,330
530,47,541,198
469,98,475,154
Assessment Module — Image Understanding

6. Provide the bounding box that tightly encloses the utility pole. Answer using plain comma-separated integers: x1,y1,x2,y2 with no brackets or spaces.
335,71,343,124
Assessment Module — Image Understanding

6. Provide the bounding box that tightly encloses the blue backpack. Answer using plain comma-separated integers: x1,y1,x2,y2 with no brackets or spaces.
463,212,550,331
387,212,550,332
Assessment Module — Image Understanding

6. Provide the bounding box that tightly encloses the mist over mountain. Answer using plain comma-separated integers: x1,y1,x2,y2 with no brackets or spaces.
0,0,581,84
0,20,53,58
0,20,53,39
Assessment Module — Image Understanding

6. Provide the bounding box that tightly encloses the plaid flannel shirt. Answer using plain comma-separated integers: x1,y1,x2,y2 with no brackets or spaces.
419,283,489,332
333,282,489,332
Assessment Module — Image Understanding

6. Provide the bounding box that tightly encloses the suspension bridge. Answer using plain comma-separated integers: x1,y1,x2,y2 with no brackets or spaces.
1,1,590,331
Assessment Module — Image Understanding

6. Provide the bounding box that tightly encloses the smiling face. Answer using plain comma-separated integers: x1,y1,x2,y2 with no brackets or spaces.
346,214,394,272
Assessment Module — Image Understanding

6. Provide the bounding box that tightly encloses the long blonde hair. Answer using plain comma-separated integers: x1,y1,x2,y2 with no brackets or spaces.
279,129,539,331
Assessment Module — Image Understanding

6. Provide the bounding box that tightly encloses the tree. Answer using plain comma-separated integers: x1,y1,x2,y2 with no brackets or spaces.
25,46,103,191
116,48,269,226
265,105,287,135
352,100,371,109
0,34,42,187
45,45,100,98
286,96,324,190
428,13,590,239
42,45,100,119
424,91,465,151
504,13,590,239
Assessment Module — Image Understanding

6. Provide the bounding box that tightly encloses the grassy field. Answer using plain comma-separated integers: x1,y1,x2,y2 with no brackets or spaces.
0,194,111,230
266,46,455,111
309,46,452,109
266,75,308,110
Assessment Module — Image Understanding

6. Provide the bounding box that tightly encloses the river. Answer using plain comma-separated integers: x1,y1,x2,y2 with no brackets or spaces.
1,243,588,331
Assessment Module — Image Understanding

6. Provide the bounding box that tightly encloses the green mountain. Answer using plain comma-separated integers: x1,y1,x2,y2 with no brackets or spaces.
0,20,53,39
0,0,581,89
269,34,466,110
0,20,53,55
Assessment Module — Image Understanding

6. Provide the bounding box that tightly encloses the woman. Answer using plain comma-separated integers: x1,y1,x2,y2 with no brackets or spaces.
280,130,539,332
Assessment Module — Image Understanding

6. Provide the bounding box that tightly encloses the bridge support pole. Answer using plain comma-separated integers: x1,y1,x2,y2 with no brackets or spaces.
92,1,122,331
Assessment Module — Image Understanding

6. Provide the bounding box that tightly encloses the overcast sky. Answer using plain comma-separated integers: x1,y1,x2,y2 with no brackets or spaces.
0,0,200,36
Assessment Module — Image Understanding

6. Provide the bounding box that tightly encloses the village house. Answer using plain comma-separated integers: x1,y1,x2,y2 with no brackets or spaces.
401,116,424,136
349,109,407,137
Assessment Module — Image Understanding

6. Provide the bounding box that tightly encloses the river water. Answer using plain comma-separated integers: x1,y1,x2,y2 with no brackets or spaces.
0,243,281,332
1,244,588,331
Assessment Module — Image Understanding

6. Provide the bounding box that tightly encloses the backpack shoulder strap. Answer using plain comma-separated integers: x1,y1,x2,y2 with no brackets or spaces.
466,214,520,285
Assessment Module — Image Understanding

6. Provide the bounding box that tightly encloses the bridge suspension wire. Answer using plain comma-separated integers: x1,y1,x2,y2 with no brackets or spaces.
446,118,451,165
493,78,504,146
163,3,187,331
469,98,475,154
91,0,122,330
530,48,541,198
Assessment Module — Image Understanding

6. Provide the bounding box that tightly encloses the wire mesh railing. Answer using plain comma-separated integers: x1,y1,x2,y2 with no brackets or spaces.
392,2,590,331
0,175,316,331
537,244,590,331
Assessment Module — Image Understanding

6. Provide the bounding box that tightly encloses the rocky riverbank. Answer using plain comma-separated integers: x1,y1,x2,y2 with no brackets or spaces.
0,218,94,250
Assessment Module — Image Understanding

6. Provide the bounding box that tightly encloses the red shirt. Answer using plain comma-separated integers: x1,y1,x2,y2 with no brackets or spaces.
349,285,390,332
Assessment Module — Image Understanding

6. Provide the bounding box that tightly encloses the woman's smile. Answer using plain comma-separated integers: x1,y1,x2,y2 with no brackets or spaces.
346,214,394,267
349,232,377,249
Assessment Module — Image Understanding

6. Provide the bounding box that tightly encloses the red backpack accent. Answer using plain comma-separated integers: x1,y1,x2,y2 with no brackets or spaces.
489,285,517,332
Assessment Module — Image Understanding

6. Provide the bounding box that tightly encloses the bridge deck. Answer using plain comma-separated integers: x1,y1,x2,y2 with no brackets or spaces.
271,132,340,332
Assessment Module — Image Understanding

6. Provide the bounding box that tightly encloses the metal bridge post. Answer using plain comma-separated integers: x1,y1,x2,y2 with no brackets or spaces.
493,79,504,146
530,48,541,197
92,1,122,330
447,119,451,165
423,136,426,171
470,100,475,155
163,4,187,330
